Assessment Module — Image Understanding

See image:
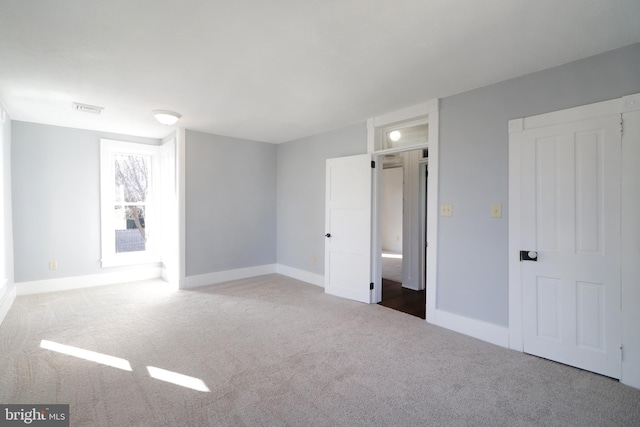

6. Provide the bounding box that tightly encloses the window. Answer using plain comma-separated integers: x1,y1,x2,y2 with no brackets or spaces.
377,120,429,151
100,140,160,267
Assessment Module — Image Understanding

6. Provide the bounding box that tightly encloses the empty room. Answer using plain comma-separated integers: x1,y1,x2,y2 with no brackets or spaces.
1,1,640,426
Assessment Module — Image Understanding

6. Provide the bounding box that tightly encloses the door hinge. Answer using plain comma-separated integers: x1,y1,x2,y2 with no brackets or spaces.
370,282,374,290
621,345,624,361
371,160,375,169
620,117,624,136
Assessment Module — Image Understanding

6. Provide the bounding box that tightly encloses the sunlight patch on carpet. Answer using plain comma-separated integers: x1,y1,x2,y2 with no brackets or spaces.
40,340,132,371
147,366,210,392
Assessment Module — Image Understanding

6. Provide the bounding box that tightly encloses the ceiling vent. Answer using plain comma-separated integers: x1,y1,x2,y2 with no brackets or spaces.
73,102,103,114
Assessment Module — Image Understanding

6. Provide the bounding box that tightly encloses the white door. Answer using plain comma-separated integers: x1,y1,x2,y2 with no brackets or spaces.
519,114,621,378
325,154,372,303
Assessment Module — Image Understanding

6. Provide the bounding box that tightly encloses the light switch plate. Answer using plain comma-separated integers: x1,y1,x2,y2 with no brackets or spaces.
491,203,502,218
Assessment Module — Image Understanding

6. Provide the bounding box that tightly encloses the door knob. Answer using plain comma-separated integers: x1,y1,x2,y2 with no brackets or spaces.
520,250,537,261
325,233,331,238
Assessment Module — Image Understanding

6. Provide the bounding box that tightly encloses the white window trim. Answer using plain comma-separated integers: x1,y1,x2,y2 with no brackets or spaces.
100,139,160,268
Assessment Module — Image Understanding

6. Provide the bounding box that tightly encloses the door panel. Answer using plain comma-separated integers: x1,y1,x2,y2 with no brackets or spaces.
521,115,621,378
325,154,372,303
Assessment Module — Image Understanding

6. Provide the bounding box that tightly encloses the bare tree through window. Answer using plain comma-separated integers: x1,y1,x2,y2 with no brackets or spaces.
114,154,149,252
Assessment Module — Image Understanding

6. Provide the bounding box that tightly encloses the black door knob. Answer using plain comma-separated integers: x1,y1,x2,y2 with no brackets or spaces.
520,250,538,261
325,233,331,238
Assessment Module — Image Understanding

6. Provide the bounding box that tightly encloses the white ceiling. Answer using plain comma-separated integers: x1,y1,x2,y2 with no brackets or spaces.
1,0,639,143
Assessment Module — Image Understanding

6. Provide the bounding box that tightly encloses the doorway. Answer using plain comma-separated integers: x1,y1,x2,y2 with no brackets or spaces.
377,149,427,318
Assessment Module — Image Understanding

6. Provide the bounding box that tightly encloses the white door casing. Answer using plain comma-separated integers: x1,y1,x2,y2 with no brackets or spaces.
159,138,179,286
324,154,372,303
367,99,438,315
620,105,640,389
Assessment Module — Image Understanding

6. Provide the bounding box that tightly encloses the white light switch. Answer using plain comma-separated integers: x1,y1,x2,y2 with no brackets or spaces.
491,204,502,218
440,204,453,217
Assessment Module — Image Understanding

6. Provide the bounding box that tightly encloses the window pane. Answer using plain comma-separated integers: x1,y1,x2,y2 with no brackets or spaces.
114,154,149,203
114,205,146,253
384,124,428,149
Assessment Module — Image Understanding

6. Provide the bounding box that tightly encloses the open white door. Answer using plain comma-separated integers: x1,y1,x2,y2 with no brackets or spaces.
325,154,372,303
516,112,621,378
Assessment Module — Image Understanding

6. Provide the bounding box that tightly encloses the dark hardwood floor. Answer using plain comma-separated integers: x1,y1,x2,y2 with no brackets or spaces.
378,278,426,319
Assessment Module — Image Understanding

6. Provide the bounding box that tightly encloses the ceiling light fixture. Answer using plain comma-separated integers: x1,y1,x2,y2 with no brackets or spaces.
389,130,402,142
153,110,181,125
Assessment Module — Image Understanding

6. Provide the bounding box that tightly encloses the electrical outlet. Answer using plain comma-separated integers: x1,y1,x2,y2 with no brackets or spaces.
491,203,502,218
49,261,57,270
440,204,453,217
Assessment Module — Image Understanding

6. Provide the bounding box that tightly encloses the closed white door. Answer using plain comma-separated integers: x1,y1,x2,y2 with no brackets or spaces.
325,154,372,303
519,114,621,378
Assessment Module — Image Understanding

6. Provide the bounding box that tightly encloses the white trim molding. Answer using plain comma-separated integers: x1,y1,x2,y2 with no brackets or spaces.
176,128,187,290
99,139,162,269
621,108,640,389
0,283,16,326
184,264,277,289
433,309,509,348
367,99,439,325
369,99,439,131
276,264,324,287
16,265,162,295
622,93,640,113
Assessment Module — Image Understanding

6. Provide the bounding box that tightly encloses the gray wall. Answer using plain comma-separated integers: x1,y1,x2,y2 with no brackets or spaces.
185,130,277,276
437,42,640,326
276,123,367,275
1,112,14,299
11,122,160,282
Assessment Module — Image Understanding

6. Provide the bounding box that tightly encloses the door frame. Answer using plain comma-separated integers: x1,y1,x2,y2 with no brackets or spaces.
368,99,439,322
508,92,640,388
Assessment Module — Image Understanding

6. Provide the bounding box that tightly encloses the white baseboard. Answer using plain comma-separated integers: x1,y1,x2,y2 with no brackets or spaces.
16,266,163,295
184,264,277,289
161,266,179,288
0,283,16,326
402,282,420,291
276,264,324,287
432,309,509,348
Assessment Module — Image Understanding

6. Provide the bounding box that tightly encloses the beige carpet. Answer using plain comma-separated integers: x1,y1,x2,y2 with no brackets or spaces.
1,274,639,426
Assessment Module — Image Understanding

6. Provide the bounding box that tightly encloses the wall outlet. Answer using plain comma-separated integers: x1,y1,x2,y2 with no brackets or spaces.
49,261,58,270
440,204,453,217
491,203,502,218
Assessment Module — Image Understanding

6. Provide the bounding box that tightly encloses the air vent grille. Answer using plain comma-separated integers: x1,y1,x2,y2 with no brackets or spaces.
73,102,103,114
